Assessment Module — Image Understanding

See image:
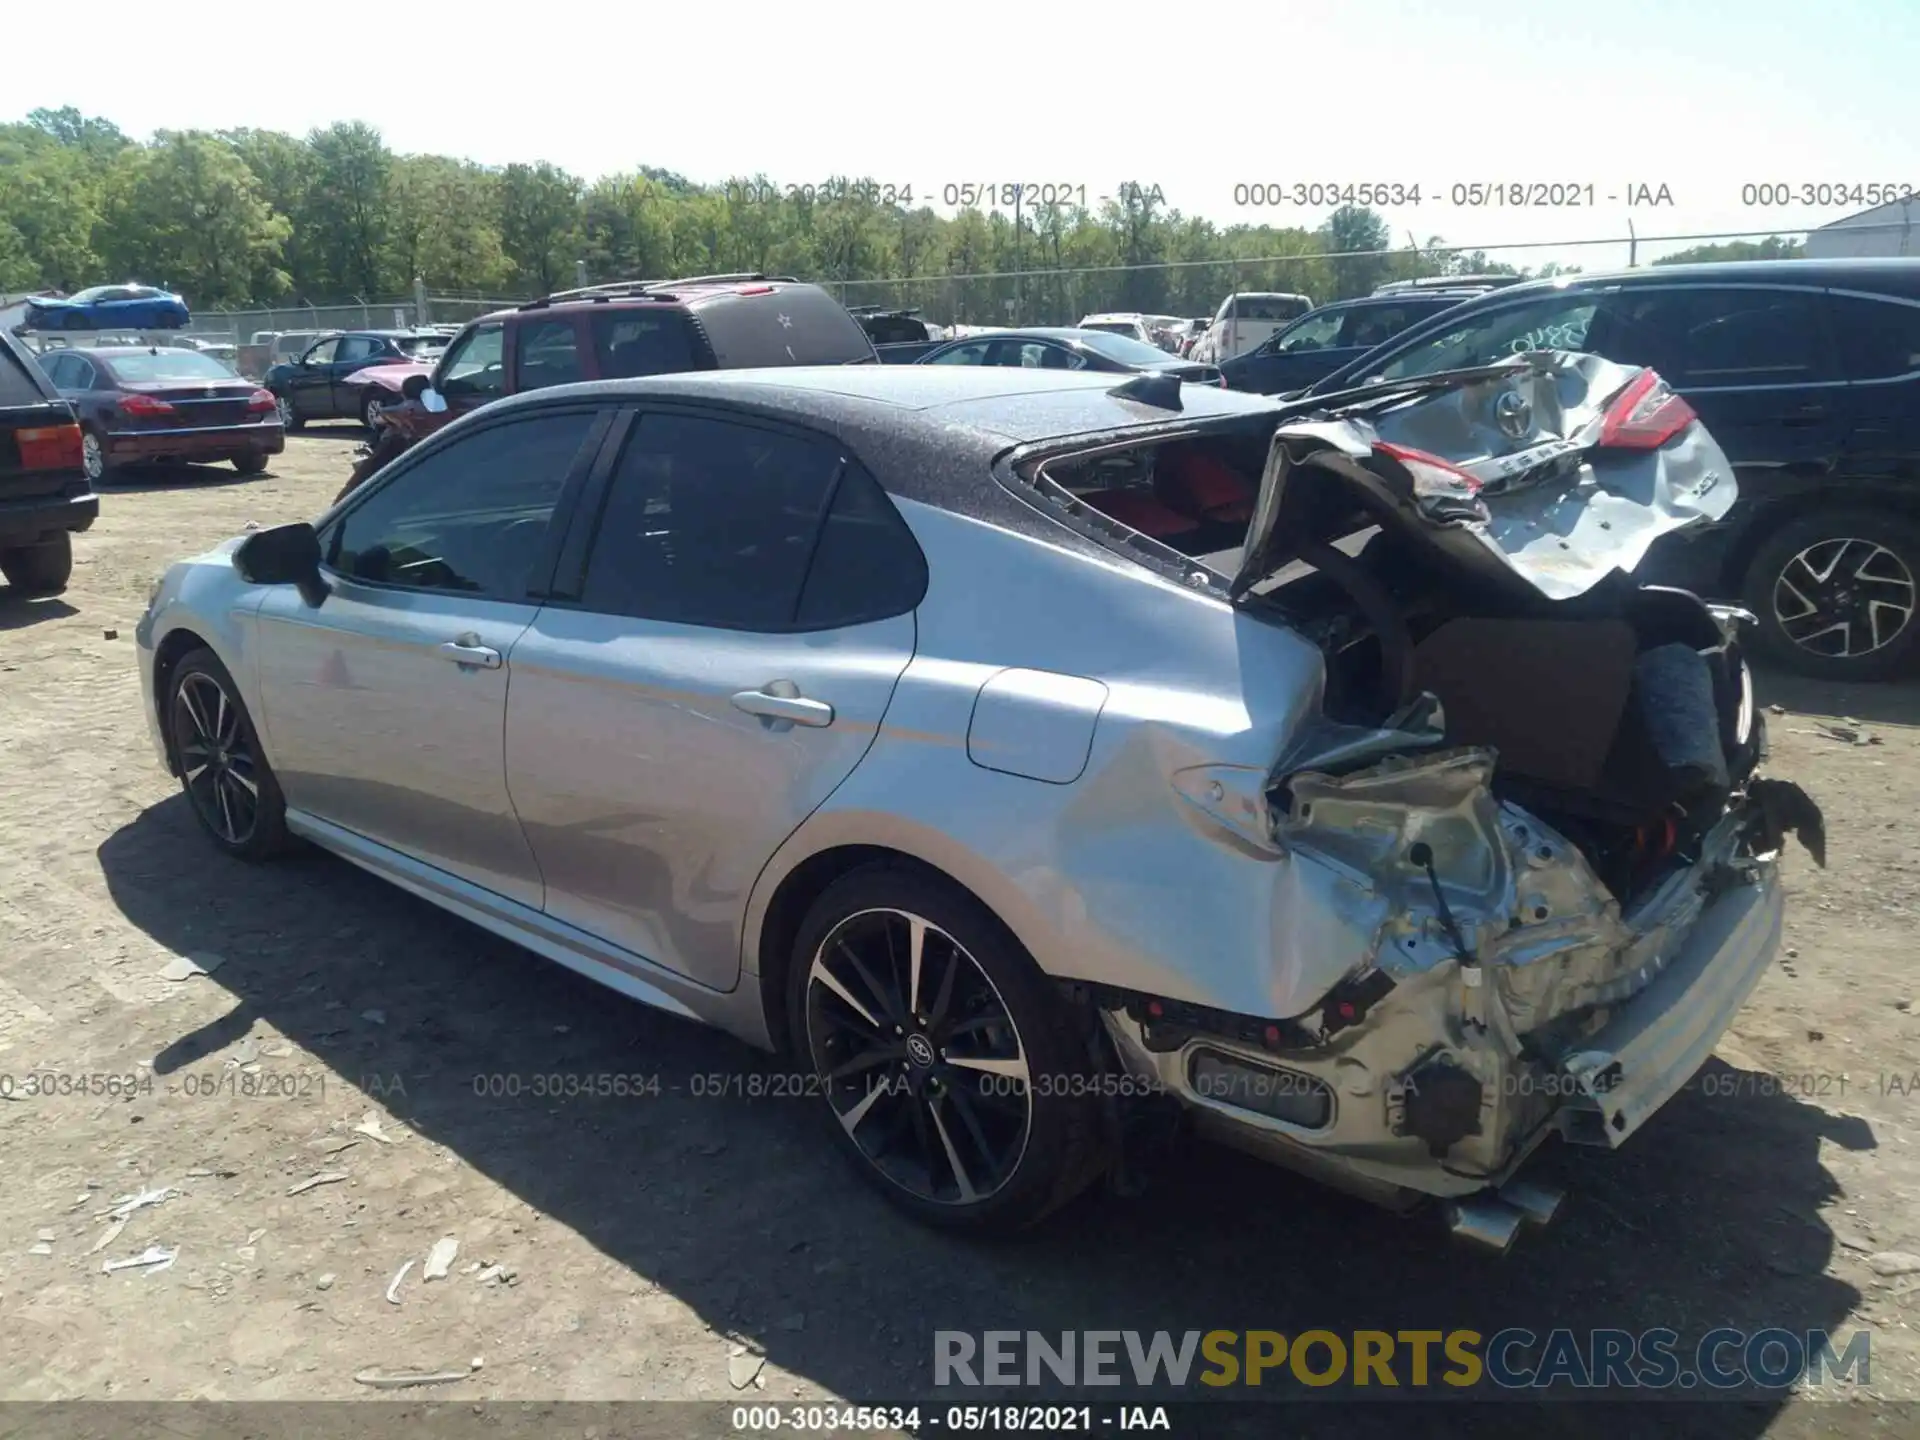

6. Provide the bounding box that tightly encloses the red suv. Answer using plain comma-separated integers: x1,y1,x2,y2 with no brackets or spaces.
339,275,879,495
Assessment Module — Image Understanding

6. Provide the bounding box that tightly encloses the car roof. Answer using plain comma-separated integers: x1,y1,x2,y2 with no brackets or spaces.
473,366,1280,504
1466,256,1920,301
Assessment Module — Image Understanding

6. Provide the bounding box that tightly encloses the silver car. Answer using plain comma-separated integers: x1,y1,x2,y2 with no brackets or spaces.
135,358,1823,1242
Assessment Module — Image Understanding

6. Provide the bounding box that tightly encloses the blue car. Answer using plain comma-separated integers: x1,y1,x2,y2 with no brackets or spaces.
26,284,190,332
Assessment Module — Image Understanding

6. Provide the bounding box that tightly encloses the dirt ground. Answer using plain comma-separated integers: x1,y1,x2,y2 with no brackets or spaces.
2,426,1919,1435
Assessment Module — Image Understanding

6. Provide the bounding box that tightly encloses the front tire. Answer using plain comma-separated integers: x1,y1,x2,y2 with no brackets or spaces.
1741,508,1920,681
166,648,291,860
786,864,1109,1234
232,453,269,475
0,532,73,596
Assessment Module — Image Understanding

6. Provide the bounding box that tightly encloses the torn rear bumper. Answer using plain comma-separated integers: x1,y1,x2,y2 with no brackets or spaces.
1557,867,1781,1148
1099,849,1785,1207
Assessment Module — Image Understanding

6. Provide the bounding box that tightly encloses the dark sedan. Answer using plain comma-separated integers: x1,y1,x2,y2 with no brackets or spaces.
38,346,284,481
1219,289,1490,395
915,327,1225,384
265,330,452,431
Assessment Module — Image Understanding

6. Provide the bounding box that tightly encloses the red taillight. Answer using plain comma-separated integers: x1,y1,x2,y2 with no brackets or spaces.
1599,368,1696,449
16,422,84,471
246,388,277,413
119,393,176,417
1372,440,1483,499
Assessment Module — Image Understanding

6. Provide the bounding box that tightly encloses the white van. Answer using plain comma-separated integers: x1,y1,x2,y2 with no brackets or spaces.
1193,292,1314,362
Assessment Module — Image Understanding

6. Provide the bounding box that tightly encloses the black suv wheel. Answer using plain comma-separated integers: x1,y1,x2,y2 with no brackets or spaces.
1741,509,1920,681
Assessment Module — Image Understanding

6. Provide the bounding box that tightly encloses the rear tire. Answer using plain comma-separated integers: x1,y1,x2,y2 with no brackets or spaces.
166,647,291,861
785,864,1110,1234
232,453,269,476
1740,508,1920,681
274,393,304,432
0,532,74,596
80,429,109,484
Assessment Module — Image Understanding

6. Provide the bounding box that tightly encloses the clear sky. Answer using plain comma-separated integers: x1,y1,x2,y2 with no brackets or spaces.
15,0,1920,269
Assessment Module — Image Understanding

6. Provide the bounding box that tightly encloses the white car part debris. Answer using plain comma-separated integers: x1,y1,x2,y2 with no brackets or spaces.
352,1360,478,1389
29,1242,53,1257
103,1245,177,1274
474,1264,513,1285
386,1258,415,1304
104,1185,178,1221
352,1112,396,1144
422,1236,458,1281
288,1171,348,1196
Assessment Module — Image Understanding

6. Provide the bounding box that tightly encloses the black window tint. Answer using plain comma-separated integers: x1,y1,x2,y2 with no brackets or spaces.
1828,294,1920,380
796,463,927,628
517,319,585,390
579,415,842,630
1678,289,1831,383
325,410,597,598
694,287,876,367
1,340,51,404
590,312,696,379
1594,289,1694,377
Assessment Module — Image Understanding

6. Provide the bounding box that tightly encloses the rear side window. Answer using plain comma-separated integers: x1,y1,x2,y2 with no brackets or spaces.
796,463,928,627
694,287,877,367
517,318,585,390
0,340,51,406
1828,293,1920,380
591,311,698,379
578,415,913,631
1677,289,1834,384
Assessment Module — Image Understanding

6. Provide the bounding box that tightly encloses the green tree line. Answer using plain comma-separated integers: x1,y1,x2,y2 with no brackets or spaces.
0,107,1802,321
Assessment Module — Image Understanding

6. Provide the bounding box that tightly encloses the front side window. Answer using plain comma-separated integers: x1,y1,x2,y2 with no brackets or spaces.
1829,293,1920,380
324,410,599,598
438,323,506,399
927,342,990,365
302,338,341,366
577,414,843,630
1377,295,1602,379
516,319,585,391
1263,310,1347,355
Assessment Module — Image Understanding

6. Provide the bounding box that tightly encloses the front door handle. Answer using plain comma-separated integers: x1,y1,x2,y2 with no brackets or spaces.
1783,404,1829,427
440,633,502,669
731,681,834,728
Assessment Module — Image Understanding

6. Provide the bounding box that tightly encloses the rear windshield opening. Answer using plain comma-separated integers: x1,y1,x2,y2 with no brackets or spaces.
1030,431,1273,576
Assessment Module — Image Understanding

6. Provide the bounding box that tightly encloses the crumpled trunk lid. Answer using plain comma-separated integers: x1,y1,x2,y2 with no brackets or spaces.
1232,353,1737,603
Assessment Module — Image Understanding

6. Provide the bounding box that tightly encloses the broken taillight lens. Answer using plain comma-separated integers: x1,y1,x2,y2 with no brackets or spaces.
1372,440,1483,500
1599,368,1696,449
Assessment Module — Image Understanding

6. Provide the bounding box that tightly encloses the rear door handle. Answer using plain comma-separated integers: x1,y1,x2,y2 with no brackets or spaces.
1783,404,1830,426
439,632,502,669
731,683,834,728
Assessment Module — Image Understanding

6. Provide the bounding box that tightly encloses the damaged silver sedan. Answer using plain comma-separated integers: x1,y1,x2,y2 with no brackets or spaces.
134,357,1822,1241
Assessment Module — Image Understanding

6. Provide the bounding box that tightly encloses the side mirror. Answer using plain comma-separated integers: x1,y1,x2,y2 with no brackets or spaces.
420,386,448,414
234,522,328,606
401,373,429,403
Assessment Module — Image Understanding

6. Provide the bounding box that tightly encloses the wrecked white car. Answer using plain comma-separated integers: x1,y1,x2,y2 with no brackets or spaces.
137,357,1820,1241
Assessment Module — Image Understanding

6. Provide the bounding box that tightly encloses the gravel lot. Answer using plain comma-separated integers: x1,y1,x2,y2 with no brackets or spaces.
2,427,1918,1436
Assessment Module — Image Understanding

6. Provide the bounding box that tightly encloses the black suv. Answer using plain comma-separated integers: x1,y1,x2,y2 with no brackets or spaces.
1305,258,1920,681
1220,285,1498,396
0,330,97,598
